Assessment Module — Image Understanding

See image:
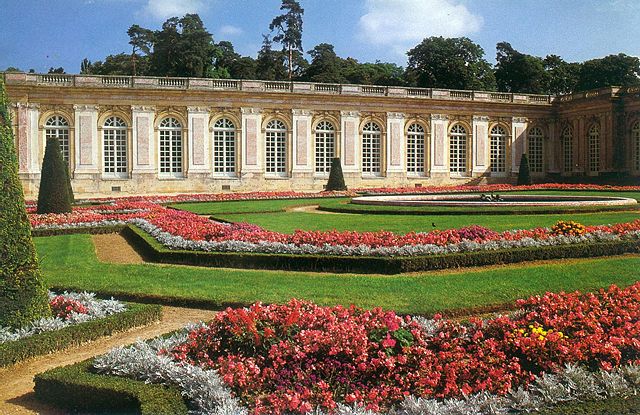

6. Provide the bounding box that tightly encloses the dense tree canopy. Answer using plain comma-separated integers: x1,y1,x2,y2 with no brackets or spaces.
269,0,304,81
577,54,640,91
495,42,547,94
406,37,496,91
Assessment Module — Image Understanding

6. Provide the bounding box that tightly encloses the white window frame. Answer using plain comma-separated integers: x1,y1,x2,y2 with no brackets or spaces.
528,126,544,173
158,117,184,178
362,122,382,176
449,124,467,175
45,115,70,165
102,116,128,179
265,119,287,177
406,123,425,176
314,120,335,175
212,118,236,177
489,125,507,174
562,126,573,173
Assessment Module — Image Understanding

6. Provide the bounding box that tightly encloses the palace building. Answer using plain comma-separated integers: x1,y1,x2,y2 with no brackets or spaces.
4,72,640,197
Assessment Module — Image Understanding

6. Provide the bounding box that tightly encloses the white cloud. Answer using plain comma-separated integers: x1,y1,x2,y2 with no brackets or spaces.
142,0,207,20
358,0,483,52
219,25,243,37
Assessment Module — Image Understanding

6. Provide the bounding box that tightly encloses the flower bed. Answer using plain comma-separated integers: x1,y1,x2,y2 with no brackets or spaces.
0,291,126,344
92,284,640,414
355,183,640,195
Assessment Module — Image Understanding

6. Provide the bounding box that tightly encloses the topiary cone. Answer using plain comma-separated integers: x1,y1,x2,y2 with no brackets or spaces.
326,157,347,191
517,153,532,186
0,79,50,328
37,136,72,214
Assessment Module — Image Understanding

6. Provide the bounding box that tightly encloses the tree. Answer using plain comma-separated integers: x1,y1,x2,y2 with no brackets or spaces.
406,37,496,90
517,153,532,185
37,136,72,214
494,42,548,94
577,54,640,91
0,79,50,328
303,43,346,83
47,67,65,74
269,0,304,81
543,55,580,95
326,158,347,191
127,24,154,76
255,35,288,81
344,61,405,86
4,67,22,72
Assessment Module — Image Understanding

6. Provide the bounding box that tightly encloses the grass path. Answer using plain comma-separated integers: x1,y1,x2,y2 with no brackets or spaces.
0,306,216,415
36,234,640,316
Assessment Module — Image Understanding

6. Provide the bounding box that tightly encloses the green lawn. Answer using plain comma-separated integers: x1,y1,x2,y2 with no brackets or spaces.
170,191,640,233
35,234,640,315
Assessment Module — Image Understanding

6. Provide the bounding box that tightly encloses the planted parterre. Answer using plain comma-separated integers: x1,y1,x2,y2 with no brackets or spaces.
36,283,640,415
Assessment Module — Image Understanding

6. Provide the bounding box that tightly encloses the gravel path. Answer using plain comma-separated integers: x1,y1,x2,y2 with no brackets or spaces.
0,306,216,414
92,233,144,264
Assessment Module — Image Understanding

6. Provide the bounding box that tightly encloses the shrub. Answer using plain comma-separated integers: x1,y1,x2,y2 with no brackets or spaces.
517,153,532,185
0,79,50,328
326,157,347,191
37,135,72,214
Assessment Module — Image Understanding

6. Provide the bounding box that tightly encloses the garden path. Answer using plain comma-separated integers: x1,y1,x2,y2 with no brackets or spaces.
0,306,217,414
92,233,144,264
286,204,341,214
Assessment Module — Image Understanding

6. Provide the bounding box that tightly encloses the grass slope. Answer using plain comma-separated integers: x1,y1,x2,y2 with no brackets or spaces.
35,234,640,316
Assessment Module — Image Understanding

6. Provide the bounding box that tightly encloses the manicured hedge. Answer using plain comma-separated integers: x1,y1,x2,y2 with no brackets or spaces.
32,225,126,237
0,302,161,367
540,395,640,414
124,225,640,274
35,359,188,415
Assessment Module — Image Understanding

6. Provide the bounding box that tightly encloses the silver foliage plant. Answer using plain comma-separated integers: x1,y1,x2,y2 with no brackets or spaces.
0,291,126,344
130,219,640,258
95,320,640,415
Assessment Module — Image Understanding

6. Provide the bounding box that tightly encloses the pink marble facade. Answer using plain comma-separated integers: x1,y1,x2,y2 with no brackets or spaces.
391,123,401,166
434,124,445,166
296,119,307,165
79,115,93,165
245,118,257,165
192,118,205,165
17,106,28,171
344,121,355,166
136,116,150,165
475,126,486,166
514,126,525,168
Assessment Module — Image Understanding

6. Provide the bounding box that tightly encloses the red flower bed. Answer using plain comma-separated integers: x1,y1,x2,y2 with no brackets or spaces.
168,284,640,414
50,295,88,319
354,183,640,195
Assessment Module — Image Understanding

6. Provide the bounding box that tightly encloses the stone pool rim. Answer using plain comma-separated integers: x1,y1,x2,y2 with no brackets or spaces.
351,194,639,208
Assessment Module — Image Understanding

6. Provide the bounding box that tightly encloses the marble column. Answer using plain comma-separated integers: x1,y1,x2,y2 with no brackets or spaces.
187,106,210,174
340,111,360,173
511,117,527,172
430,114,449,175
73,104,99,174
131,106,156,174
472,115,489,175
241,108,263,173
292,109,313,173
386,112,405,174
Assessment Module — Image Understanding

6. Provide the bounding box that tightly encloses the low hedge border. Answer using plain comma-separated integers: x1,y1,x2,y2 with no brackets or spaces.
33,353,640,415
32,224,125,237
124,225,640,274
34,359,188,415
0,302,161,367
317,201,640,216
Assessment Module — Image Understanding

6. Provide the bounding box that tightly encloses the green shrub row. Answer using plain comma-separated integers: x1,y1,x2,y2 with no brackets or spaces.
540,394,640,414
0,302,161,367
34,359,188,415
124,225,640,274
32,225,126,238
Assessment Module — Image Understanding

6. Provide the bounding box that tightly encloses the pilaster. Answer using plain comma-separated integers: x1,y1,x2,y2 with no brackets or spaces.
511,117,527,172
292,109,313,173
187,106,210,174
386,112,405,174
430,114,449,174
547,119,559,173
340,111,360,173
131,105,156,173
472,115,489,175
241,107,263,173
73,104,99,174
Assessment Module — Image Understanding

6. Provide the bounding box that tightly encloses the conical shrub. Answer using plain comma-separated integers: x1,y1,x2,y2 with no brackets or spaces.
0,79,50,328
517,153,532,185
326,158,347,191
37,136,72,214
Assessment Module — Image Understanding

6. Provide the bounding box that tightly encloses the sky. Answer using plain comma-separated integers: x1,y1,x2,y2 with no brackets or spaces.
1,0,639,74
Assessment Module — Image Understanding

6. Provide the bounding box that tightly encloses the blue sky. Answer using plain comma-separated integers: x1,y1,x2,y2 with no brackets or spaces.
1,0,639,74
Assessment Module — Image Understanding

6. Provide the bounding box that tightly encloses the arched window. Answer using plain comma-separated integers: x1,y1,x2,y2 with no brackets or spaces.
265,119,287,176
528,127,544,173
489,125,507,173
588,124,600,173
562,126,573,173
45,115,70,163
314,120,335,174
449,124,467,174
633,121,640,171
102,116,128,178
212,118,236,175
407,123,425,176
362,122,382,175
159,117,183,176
